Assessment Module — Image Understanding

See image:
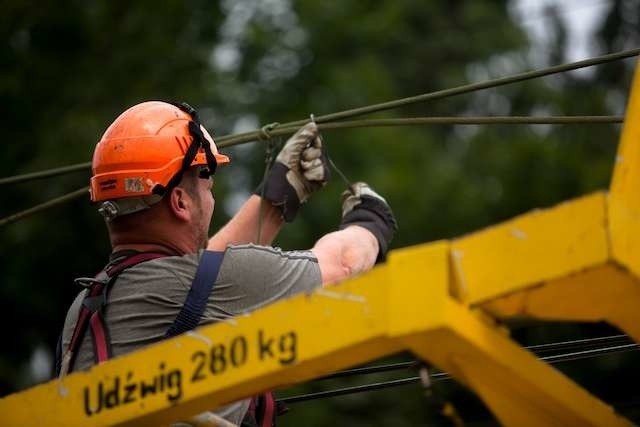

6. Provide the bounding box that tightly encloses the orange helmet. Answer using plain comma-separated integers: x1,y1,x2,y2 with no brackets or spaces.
90,101,230,220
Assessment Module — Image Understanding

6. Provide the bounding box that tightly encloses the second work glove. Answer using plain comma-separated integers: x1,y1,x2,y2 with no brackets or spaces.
340,182,398,263
259,122,330,221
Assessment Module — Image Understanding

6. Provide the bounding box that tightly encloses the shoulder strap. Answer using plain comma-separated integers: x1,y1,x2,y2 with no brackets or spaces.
106,252,170,276
244,392,287,427
165,250,225,338
90,252,171,365
58,252,168,377
59,277,109,376
258,393,277,427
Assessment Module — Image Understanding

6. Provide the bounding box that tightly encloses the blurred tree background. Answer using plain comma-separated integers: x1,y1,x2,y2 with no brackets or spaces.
1,0,640,424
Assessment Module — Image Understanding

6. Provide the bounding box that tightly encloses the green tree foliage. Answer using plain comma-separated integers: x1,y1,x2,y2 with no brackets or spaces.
1,0,639,424
0,0,226,393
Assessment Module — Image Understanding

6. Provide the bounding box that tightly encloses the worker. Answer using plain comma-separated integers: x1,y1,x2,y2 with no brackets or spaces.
56,101,397,426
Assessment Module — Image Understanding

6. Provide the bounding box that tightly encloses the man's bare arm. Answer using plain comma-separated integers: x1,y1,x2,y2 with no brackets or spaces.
313,182,397,286
208,195,284,250
311,225,379,286
208,123,330,251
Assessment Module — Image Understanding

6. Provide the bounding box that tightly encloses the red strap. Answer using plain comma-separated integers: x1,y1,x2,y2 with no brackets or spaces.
260,392,277,427
63,252,169,373
105,252,168,277
65,283,105,370
89,312,110,363
66,307,91,356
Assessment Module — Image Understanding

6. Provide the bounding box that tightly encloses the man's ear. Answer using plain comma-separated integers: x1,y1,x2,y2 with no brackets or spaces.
167,186,192,222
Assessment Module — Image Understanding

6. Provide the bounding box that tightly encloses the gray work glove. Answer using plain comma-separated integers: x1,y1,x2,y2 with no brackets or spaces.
258,122,330,221
339,182,398,263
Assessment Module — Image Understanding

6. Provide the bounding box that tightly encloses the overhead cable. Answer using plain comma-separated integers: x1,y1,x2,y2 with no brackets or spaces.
0,114,627,226
0,187,88,227
278,341,639,404
316,334,632,381
2,46,637,186
219,47,640,144
0,115,624,187
219,115,624,147
0,162,91,186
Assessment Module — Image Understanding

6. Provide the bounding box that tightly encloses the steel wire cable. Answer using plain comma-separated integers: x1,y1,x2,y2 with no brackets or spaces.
217,115,624,148
313,334,633,381
0,115,625,187
1,47,636,226
0,115,625,228
217,47,639,145
527,333,631,355
0,187,89,227
278,340,640,404
2,46,638,187
0,162,92,186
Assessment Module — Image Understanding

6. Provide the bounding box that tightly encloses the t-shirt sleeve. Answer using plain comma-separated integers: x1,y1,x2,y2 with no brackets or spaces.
210,244,321,316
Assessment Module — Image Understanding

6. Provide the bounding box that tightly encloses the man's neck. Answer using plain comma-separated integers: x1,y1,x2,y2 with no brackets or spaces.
111,242,192,257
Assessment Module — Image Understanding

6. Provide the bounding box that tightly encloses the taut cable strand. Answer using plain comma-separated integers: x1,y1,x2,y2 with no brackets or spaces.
315,334,632,381
2,46,637,187
277,341,639,404
0,48,637,226
0,115,625,228
219,47,640,144
285,48,640,125
0,162,92,186
3,116,622,186
3,116,621,187
0,187,88,227
217,115,624,147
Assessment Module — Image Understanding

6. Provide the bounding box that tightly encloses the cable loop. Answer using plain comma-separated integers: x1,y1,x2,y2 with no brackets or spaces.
259,122,280,141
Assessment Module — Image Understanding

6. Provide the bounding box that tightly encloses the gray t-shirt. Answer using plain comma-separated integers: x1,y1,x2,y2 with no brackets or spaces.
61,244,321,425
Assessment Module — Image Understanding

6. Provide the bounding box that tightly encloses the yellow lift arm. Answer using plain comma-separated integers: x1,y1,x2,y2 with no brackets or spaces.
2,61,640,426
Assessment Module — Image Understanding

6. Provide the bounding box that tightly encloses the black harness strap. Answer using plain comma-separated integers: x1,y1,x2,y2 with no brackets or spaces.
164,250,285,426
165,250,224,338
